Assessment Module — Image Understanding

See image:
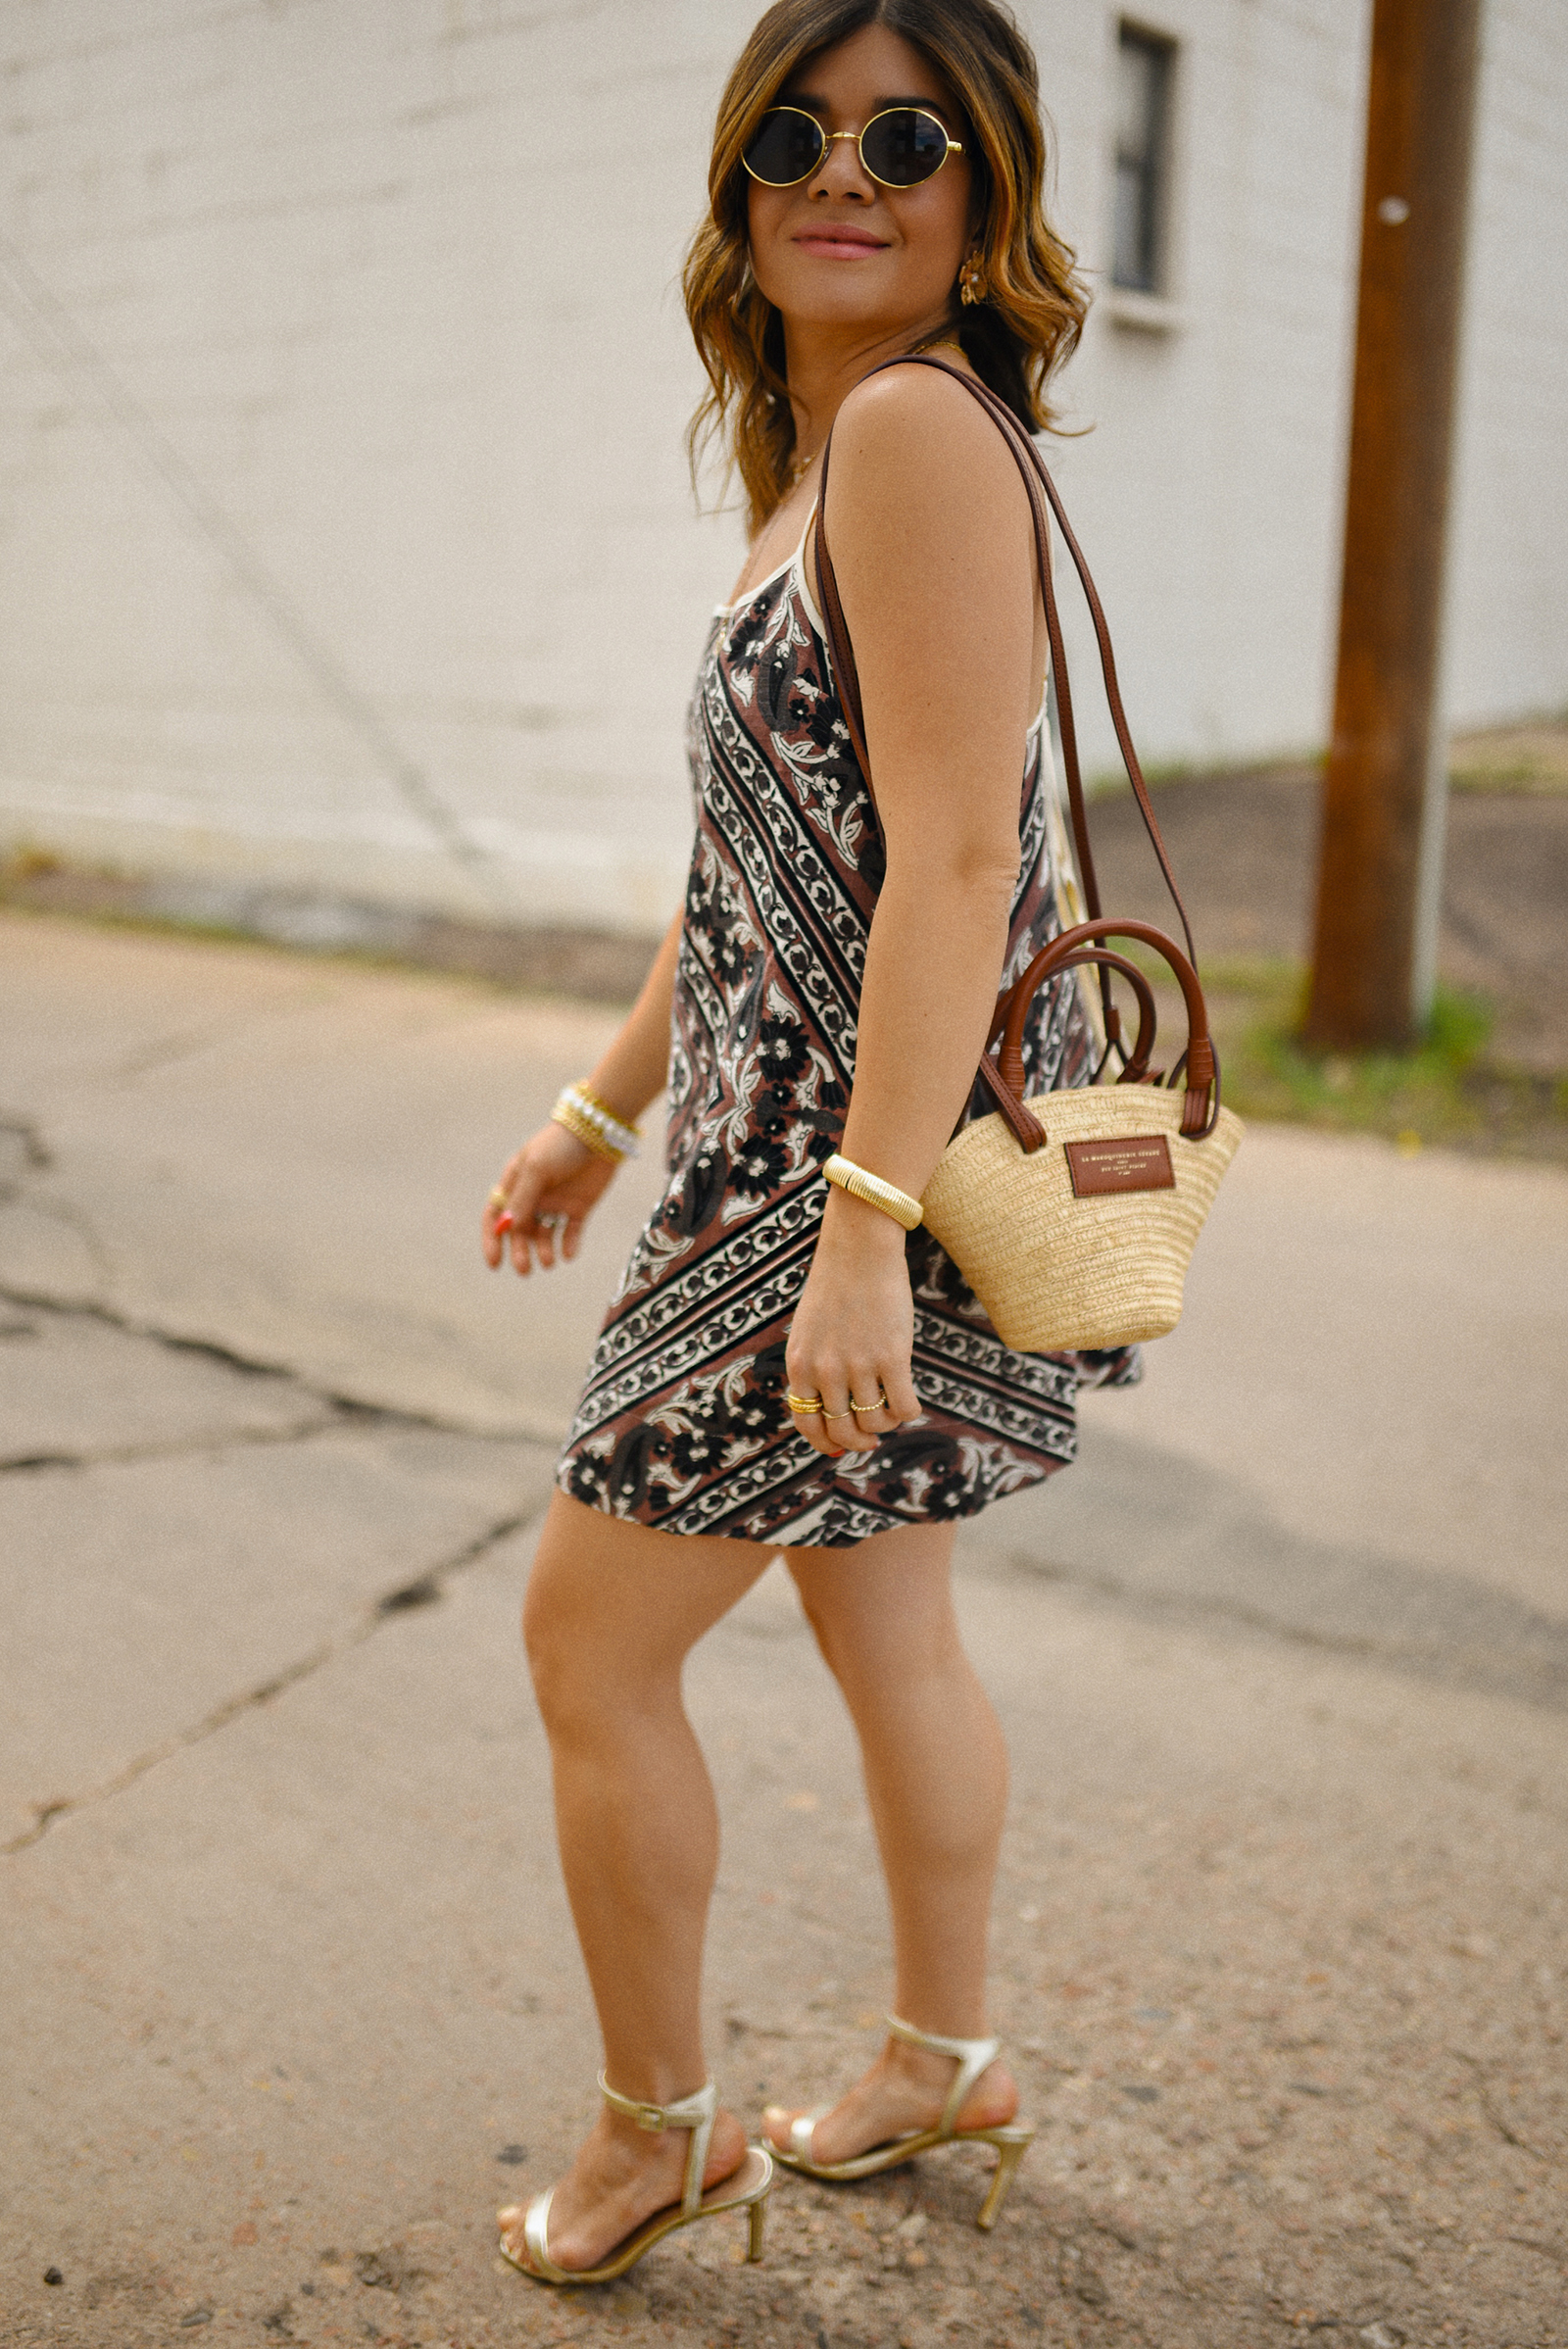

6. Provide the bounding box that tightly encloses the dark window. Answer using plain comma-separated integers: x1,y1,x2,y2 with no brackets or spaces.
1113,24,1175,293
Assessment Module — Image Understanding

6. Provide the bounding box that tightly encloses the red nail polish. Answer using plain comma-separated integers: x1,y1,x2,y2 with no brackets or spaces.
495,1212,514,1233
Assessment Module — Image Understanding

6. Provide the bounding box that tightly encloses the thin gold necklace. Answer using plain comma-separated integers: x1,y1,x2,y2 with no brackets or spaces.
787,334,965,489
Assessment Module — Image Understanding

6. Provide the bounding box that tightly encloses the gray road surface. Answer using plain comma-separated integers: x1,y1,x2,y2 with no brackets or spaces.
2,911,1565,2349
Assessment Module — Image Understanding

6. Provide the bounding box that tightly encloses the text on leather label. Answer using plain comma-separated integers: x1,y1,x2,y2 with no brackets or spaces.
1064,1135,1175,1197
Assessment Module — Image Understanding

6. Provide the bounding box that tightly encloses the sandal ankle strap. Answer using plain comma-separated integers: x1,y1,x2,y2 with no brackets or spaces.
886,2015,1003,2139
598,2074,717,2218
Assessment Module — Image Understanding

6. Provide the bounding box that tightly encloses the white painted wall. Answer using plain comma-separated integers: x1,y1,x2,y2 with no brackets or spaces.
0,0,1563,934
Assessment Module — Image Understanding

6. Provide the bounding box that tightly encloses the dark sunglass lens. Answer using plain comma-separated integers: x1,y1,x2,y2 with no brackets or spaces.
744,110,824,185
862,107,949,186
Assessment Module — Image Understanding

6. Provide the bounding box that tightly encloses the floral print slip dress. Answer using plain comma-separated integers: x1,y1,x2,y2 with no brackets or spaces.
556,536,1138,1547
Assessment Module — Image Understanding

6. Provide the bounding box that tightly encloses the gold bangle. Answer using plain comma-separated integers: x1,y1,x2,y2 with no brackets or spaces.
555,1081,640,1160
822,1153,923,1232
551,1096,623,1163
574,1084,640,1139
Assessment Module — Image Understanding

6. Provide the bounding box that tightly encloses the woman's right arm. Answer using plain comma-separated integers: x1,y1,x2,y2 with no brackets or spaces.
482,904,683,1277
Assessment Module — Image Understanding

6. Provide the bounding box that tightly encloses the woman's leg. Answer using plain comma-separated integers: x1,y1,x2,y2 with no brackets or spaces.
504,1489,770,2272
763,1521,1019,2159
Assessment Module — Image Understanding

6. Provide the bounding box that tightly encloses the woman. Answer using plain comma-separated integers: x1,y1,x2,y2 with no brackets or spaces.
481,0,1138,2287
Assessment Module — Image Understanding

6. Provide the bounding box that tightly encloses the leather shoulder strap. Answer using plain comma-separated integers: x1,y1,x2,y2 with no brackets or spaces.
811,353,1197,973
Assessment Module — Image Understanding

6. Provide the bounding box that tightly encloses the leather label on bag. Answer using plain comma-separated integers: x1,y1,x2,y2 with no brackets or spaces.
1064,1135,1175,1197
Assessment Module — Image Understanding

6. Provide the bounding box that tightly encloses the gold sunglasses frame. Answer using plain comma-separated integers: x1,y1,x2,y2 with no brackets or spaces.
742,104,964,191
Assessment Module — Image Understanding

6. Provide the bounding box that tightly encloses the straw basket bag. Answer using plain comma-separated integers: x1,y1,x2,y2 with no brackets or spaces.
813,356,1244,1354
919,920,1244,1350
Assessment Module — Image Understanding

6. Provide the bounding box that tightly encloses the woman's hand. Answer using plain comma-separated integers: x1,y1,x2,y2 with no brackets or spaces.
482,1121,620,1277
785,1191,924,1458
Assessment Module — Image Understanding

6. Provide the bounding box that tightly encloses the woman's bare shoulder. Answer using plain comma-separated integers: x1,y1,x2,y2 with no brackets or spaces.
829,361,1024,517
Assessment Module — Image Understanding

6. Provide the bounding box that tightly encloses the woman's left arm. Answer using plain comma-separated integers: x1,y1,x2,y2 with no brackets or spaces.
786,367,1041,1460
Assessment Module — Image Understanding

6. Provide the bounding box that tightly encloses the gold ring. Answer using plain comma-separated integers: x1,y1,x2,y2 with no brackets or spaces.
488,1186,508,1208
851,1391,887,1414
822,1406,855,1421
785,1393,824,1415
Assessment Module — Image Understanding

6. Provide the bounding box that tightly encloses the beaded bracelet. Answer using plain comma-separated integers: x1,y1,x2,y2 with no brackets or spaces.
552,1081,641,1163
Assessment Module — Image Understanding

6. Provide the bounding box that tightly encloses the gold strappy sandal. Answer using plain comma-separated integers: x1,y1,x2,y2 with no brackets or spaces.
766,2014,1035,2231
498,2076,772,2286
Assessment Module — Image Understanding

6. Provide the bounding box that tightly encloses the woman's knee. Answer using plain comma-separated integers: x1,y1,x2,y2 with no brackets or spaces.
789,1552,963,1695
521,1548,682,1741
520,1564,631,1740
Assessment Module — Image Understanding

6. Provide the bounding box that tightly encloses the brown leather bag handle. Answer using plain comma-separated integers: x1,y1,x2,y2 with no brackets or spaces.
1046,948,1160,1079
994,919,1220,1142
812,354,1199,997
971,944,1161,1153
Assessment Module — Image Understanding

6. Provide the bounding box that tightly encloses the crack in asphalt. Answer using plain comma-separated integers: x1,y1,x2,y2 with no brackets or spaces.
9,1271,1565,1740
0,1187,116,1290
0,1280,564,1444
1,1506,535,1857
1450,2048,1553,2163
1505,2231,1568,2268
0,1111,52,1170
1,1107,565,1443
95,1020,256,1088
1,1410,348,1474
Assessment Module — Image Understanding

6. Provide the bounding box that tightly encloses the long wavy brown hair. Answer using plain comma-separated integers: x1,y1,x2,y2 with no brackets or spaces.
684,0,1088,534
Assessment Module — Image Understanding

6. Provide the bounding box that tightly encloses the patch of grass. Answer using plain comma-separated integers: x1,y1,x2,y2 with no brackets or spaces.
1110,951,1568,1162
1085,717,1568,799
1447,717,1568,795
1203,963,1568,1161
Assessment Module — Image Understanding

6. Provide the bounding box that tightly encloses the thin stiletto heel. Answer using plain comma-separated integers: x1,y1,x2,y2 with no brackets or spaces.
765,2015,1036,2231
975,2128,1033,2230
498,2076,772,2287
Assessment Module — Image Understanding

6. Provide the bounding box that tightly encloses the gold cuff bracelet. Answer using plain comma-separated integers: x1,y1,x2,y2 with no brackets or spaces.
822,1152,923,1232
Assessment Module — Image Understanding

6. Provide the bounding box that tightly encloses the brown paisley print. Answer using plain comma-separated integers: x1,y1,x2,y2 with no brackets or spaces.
557,536,1139,1546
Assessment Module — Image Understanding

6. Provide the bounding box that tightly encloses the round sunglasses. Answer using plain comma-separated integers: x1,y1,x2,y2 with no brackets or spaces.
742,105,964,191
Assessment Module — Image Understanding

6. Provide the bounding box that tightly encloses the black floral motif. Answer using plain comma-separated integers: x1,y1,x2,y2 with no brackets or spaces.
564,1448,608,1508
785,671,843,758
867,1429,964,1505
711,928,752,987
756,1016,808,1082
557,531,1140,1546
731,1392,776,1439
797,1110,844,1167
728,1136,789,1199
670,1419,727,1481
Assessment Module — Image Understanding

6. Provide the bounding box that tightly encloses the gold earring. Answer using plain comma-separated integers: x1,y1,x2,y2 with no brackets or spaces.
958,251,987,307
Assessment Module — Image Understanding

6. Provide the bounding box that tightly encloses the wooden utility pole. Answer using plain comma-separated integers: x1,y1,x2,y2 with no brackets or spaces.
1304,0,1481,1051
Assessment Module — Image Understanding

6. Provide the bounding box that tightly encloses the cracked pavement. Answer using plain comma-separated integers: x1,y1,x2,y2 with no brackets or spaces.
2,909,1566,2349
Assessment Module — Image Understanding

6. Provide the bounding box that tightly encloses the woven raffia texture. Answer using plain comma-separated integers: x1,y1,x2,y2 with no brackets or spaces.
920,1089,1245,1352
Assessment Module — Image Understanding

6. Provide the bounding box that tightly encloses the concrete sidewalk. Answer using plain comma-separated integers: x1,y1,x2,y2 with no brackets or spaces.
2,911,1565,2349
